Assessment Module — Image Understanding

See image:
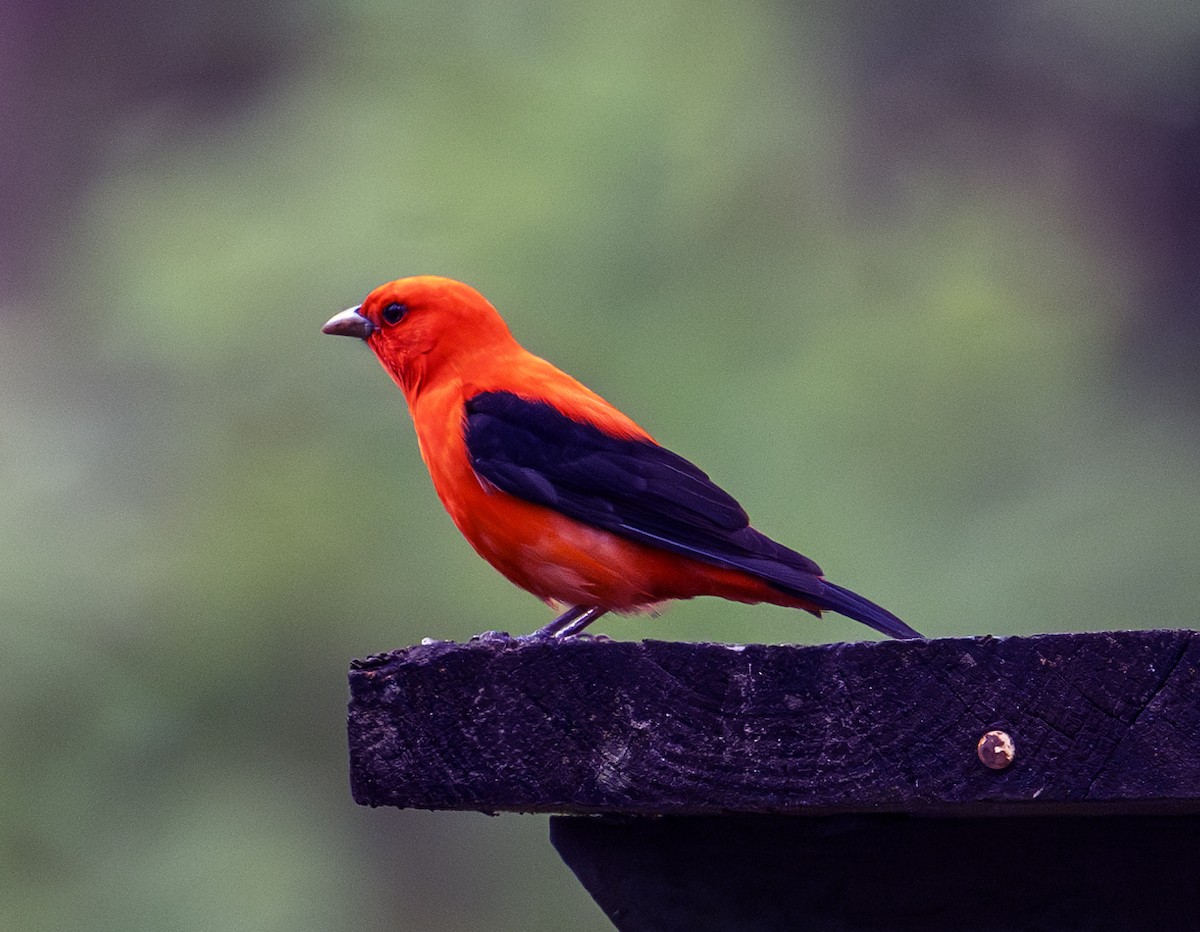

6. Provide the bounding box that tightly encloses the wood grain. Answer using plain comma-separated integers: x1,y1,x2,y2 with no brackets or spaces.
348,628,1200,815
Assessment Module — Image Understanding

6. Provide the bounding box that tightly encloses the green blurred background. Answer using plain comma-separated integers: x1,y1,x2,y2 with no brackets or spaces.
5,1,1200,929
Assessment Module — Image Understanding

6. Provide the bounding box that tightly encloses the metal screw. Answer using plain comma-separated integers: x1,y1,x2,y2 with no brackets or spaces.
977,730,1016,770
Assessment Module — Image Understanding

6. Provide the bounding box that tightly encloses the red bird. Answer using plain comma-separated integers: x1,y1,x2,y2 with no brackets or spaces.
323,276,920,640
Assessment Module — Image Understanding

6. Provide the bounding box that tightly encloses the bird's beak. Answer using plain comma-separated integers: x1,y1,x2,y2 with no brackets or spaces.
322,305,377,340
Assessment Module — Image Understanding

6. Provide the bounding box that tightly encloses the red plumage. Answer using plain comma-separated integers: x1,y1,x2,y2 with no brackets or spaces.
323,276,919,640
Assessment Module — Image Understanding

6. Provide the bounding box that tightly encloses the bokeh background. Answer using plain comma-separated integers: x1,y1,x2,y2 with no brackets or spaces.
5,2,1200,929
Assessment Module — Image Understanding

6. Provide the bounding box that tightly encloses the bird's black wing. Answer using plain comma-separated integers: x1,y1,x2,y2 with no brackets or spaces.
463,390,826,599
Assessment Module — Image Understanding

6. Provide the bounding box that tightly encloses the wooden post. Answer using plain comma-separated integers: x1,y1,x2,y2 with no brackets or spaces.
348,629,1200,930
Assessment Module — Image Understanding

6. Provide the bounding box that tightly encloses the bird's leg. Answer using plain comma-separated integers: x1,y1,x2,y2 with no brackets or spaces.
554,606,609,638
530,605,589,639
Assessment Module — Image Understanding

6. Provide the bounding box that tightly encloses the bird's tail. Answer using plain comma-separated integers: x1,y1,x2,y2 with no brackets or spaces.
818,581,923,640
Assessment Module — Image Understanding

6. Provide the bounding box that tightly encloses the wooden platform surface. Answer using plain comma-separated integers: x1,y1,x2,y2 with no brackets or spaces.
348,628,1200,816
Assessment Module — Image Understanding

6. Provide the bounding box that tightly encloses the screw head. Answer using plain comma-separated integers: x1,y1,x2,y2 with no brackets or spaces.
977,730,1016,770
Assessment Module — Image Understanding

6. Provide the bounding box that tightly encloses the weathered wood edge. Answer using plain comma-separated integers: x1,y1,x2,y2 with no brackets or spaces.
348,628,1200,816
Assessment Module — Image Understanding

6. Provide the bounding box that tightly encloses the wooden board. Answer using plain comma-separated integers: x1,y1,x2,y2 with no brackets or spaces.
550,812,1200,931
348,628,1200,815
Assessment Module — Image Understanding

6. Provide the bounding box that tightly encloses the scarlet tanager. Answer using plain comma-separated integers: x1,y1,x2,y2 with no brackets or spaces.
323,276,920,640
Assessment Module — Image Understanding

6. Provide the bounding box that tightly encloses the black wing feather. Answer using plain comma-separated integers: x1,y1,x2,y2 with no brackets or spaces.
463,391,826,599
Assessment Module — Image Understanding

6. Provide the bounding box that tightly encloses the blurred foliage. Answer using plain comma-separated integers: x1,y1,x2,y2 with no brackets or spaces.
3,1,1200,930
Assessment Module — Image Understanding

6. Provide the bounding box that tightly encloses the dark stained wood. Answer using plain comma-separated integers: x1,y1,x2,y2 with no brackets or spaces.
549,812,1200,932
348,628,1200,815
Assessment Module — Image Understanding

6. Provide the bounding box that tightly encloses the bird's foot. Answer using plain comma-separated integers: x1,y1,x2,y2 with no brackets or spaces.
471,630,515,643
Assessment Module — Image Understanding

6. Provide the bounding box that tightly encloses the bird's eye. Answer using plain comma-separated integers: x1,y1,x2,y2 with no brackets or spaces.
381,302,408,326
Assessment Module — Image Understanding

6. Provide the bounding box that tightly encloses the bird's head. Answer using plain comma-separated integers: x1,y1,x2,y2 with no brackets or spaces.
323,276,515,398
